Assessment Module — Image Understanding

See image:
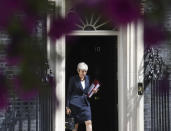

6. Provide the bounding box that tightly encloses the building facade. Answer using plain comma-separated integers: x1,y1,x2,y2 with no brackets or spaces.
0,1,170,131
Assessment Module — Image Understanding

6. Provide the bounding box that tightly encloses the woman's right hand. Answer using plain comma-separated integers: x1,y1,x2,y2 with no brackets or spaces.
66,107,71,115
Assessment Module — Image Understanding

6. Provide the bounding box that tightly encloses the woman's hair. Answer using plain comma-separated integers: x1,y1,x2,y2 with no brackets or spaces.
77,62,88,72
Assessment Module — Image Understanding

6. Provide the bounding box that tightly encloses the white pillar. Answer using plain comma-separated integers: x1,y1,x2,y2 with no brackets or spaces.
136,20,144,131
47,0,66,131
55,37,65,131
118,25,128,131
118,20,144,131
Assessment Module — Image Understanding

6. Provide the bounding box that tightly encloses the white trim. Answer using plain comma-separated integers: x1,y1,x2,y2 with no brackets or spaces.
118,22,144,131
69,30,119,36
136,20,144,131
53,0,66,131
118,26,128,131
54,37,66,131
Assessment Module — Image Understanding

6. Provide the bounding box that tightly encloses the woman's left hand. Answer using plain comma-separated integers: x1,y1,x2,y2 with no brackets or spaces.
92,88,99,94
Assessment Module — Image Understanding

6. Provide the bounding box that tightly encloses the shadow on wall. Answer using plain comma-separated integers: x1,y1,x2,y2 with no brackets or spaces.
126,83,143,130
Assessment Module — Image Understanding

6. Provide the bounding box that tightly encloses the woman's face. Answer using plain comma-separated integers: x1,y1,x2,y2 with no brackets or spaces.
78,69,87,80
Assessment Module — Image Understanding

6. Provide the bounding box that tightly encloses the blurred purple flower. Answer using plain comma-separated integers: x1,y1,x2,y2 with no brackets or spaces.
48,75,56,89
48,12,79,41
19,89,38,100
21,15,38,34
144,24,166,46
6,56,22,66
104,0,141,25
0,0,41,33
6,41,21,62
0,74,9,109
0,0,24,29
13,77,38,100
48,18,68,41
82,0,103,6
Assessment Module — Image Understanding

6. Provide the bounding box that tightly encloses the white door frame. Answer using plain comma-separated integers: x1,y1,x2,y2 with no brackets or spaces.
48,25,144,131
50,30,120,131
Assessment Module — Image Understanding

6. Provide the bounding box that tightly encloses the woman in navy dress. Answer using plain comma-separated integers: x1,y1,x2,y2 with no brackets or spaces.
66,62,98,131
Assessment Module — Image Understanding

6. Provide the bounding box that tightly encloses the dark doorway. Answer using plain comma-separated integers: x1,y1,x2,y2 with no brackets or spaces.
65,36,118,131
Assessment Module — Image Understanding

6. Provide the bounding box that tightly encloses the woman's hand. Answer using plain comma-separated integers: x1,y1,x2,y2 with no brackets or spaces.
66,107,71,115
92,88,99,94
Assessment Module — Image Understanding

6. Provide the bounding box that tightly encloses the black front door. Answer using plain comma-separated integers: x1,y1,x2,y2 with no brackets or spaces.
66,36,118,131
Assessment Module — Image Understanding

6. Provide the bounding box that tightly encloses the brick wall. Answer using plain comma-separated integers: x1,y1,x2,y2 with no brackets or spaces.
144,9,171,131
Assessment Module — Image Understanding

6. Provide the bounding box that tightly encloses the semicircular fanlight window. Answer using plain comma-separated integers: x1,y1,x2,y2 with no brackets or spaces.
65,1,118,31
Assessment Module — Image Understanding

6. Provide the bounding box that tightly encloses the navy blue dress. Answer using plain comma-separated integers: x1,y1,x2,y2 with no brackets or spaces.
66,75,91,123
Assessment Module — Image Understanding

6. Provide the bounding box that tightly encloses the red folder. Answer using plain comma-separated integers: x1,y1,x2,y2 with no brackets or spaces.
88,80,100,98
